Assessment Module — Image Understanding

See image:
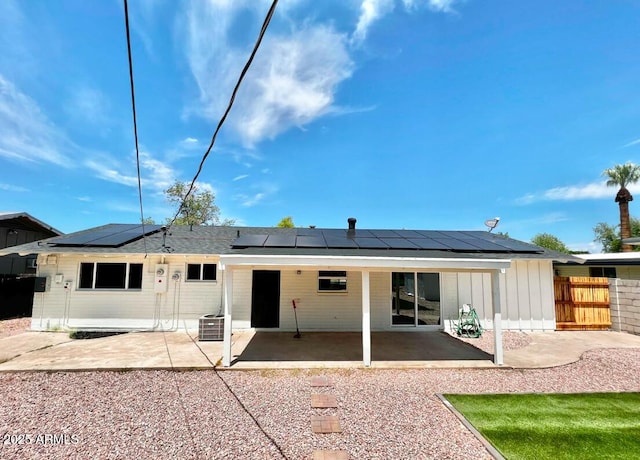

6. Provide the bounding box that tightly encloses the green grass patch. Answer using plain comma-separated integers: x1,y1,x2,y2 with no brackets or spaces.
445,392,640,460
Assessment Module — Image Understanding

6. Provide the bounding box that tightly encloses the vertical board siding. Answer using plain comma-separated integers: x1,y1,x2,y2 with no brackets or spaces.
527,261,544,330
441,272,460,328
452,260,556,331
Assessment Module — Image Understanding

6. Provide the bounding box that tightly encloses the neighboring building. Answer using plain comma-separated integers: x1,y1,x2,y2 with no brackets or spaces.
0,212,63,318
554,253,640,280
0,212,62,275
3,219,580,366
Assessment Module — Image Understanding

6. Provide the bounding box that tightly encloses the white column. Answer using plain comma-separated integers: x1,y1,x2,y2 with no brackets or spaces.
222,267,233,367
362,270,371,367
491,269,504,366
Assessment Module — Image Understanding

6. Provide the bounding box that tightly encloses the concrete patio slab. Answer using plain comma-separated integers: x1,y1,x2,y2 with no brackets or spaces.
504,330,640,368
0,332,72,364
0,327,638,371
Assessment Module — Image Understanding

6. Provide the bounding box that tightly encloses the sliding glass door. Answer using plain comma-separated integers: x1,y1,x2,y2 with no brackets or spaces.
391,272,441,326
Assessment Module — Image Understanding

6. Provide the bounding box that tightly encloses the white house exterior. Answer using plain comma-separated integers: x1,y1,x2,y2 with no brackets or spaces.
4,221,579,367
554,253,640,280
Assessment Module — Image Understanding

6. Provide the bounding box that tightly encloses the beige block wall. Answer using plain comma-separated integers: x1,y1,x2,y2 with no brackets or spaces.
609,278,640,335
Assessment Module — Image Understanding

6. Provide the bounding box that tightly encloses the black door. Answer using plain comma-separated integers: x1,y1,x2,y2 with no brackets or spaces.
251,270,280,328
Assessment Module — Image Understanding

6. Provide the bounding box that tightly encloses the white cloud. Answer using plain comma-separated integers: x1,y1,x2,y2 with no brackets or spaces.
64,86,111,127
0,182,29,192
234,183,278,207
84,150,176,192
516,181,640,205
353,0,459,44
403,0,459,12
182,137,199,145
76,196,92,202
233,174,249,181
623,138,640,148
352,0,395,45
182,2,354,147
240,192,266,207
0,74,73,166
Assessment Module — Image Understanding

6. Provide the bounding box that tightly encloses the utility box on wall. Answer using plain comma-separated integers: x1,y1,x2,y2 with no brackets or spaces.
154,264,168,293
33,276,48,292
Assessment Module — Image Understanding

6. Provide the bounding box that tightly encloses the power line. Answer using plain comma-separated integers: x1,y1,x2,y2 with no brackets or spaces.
123,0,148,255
169,0,279,227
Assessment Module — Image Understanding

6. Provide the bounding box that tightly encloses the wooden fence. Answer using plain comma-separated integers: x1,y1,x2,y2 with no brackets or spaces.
554,276,610,330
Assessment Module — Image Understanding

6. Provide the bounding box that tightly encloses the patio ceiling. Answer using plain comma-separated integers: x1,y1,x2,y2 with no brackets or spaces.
219,254,512,271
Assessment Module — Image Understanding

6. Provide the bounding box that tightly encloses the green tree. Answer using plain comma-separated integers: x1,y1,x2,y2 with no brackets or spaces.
603,162,640,252
165,180,235,226
276,216,295,228
594,217,640,253
531,233,570,253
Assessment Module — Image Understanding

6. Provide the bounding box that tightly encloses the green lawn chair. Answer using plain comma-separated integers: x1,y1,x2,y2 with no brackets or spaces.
456,304,483,338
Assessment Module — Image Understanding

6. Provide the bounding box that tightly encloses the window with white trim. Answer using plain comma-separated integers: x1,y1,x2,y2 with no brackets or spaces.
186,263,217,281
589,266,616,278
78,262,143,290
318,270,347,291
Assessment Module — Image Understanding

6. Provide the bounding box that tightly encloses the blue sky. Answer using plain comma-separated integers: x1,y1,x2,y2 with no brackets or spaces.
1,0,639,252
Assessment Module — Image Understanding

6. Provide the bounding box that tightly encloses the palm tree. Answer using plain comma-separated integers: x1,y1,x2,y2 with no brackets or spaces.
603,162,640,252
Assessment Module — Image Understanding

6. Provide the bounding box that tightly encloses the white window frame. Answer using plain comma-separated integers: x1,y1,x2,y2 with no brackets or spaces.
318,270,348,292
186,263,217,282
78,262,143,290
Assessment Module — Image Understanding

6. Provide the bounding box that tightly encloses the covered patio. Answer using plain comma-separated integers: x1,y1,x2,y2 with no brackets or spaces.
219,253,510,368
228,330,494,368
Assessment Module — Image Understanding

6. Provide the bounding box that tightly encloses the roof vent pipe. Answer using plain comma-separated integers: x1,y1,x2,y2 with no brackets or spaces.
348,217,356,230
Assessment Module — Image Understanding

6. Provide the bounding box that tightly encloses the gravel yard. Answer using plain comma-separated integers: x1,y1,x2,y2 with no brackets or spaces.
1,347,639,459
0,317,31,338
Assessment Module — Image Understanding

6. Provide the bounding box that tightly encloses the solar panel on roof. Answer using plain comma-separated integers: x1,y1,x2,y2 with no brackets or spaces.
51,225,162,247
393,230,424,238
350,229,375,237
415,230,448,239
354,238,389,248
380,238,419,249
462,239,512,251
296,235,326,248
232,234,268,247
369,229,402,238
264,234,297,247
433,238,480,251
52,231,114,245
296,228,322,237
409,238,452,250
323,236,358,248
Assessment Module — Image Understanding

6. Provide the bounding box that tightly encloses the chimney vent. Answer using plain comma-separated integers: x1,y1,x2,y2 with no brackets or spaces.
348,217,357,231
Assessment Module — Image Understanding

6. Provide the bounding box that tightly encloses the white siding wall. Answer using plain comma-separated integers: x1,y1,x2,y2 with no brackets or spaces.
441,260,555,332
230,269,252,328
32,255,556,332
32,254,224,331
279,270,363,331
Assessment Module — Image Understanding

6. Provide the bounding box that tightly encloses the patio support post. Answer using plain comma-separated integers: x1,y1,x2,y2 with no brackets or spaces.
491,269,504,366
222,267,233,367
362,270,371,367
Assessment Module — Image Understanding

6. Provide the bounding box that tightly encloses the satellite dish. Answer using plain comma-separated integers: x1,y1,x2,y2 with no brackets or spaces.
485,217,500,232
